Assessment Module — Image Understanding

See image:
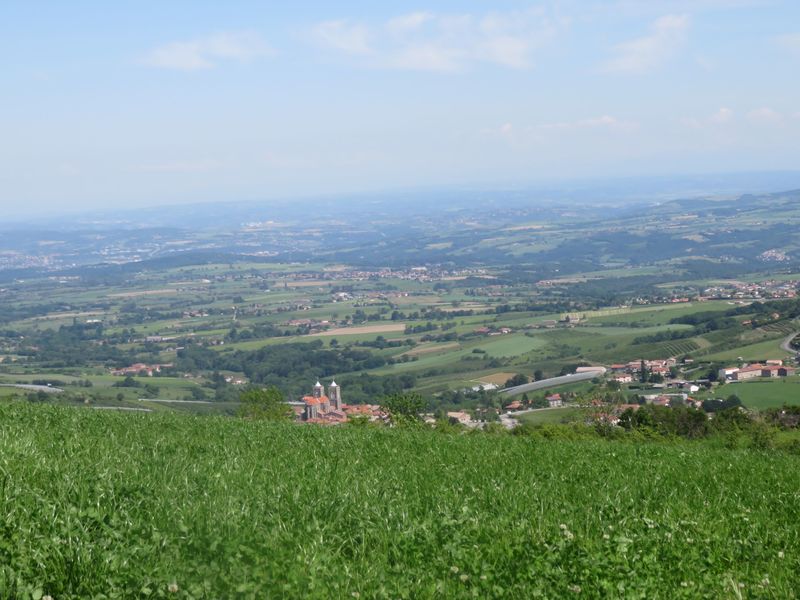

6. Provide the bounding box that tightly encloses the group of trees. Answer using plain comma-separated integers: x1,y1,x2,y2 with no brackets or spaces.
15,323,127,367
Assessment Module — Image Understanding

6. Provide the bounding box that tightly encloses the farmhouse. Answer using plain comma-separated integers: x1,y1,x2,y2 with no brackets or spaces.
546,393,563,408
111,363,172,377
447,411,473,425
721,363,797,381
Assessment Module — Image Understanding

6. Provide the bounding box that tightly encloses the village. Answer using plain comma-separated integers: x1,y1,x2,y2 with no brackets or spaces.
261,350,798,430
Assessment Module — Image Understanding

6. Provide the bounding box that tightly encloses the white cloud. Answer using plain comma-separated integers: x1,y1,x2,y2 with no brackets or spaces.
142,32,272,71
311,9,562,72
481,122,516,137
747,107,783,123
710,107,734,123
311,20,372,55
386,12,434,35
388,44,462,72
602,14,690,74
776,33,800,56
680,106,734,128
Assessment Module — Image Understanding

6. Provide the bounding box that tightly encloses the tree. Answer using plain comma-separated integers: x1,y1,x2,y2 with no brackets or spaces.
381,392,426,425
534,370,544,381
238,387,293,421
504,373,529,388
114,375,140,388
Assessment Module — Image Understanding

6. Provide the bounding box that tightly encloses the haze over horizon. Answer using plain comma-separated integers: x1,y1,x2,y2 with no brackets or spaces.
3,0,800,217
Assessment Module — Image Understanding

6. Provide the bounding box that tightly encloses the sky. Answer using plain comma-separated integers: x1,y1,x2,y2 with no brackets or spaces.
2,0,800,217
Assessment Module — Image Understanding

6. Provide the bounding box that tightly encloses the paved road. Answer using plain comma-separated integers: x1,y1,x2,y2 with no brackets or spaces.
499,371,602,396
780,331,799,356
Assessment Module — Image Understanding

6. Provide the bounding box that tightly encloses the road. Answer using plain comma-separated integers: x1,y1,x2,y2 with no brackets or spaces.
499,371,602,397
780,331,799,356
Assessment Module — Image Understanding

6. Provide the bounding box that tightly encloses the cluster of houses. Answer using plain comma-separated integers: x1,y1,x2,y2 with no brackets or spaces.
504,393,564,412
473,326,513,336
610,359,676,379
111,363,172,377
719,360,796,381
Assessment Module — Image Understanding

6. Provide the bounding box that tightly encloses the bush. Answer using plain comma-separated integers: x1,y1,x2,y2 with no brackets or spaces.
238,387,293,421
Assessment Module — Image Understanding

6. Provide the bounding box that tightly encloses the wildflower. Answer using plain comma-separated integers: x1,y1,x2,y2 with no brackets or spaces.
778,551,785,559
168,583,179,593
43,596,54,600
681,582,689,588
564,530,574,541
480,575,487,581
761,577,770,587
602,533,610,540
450,566,460,574
568,584,581,594
460,574,469,582
352,593,360,598
559,523,568,530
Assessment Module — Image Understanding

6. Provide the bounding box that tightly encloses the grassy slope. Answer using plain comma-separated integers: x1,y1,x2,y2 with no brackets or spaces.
2,402,799,598
724,377,800,409
515,407,583,425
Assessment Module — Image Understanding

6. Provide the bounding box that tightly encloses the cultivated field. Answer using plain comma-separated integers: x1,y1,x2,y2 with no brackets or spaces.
309,323,408,336
475,372,519,386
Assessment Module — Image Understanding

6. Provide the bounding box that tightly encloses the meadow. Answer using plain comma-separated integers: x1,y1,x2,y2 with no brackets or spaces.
721,378,800,409
2,401,800,598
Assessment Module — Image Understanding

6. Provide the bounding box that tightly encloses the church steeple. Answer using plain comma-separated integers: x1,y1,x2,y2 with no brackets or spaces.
328,380,342,410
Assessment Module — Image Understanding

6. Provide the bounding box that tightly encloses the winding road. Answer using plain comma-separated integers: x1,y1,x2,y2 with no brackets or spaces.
780,331,799,356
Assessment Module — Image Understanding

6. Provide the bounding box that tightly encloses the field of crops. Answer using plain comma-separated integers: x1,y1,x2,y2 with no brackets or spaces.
2,402,800,598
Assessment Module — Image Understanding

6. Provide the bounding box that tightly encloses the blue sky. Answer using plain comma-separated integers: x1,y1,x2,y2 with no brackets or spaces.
2,0,800,216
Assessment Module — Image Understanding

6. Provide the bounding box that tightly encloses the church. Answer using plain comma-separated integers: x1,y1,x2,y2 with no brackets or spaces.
301,380,343,421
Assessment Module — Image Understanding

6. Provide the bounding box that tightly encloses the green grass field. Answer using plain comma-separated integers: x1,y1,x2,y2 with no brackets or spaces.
3,402,800,598
515,407,583,425
702,337,793,362
724,377,800,409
